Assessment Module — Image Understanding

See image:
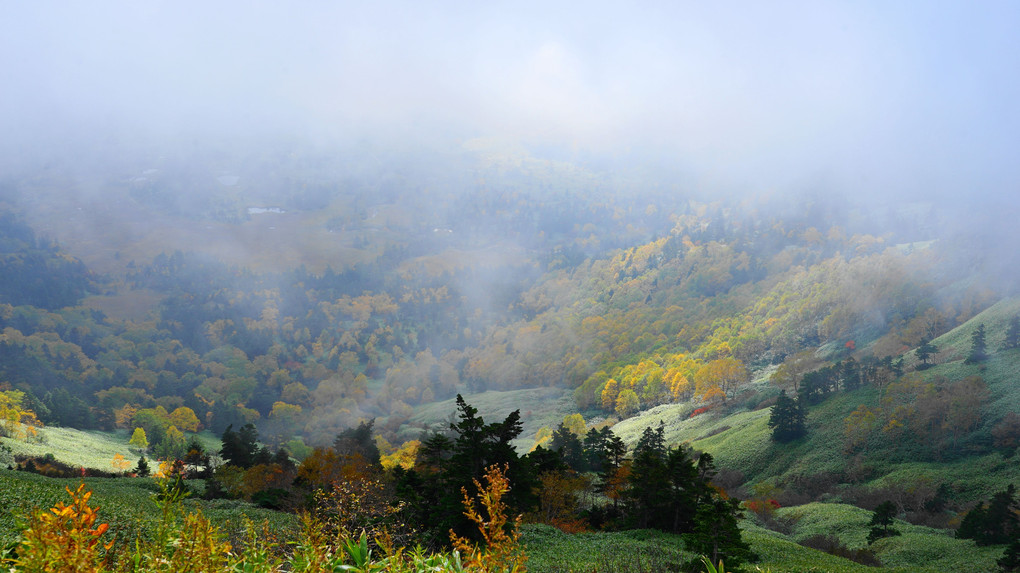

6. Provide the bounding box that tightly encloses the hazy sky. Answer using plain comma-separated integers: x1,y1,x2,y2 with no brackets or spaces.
2,1,1018,200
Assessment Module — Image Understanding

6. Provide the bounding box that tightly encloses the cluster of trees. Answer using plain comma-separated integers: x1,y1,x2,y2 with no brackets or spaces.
398,400,748,565
0,211,92,310
957,485,1020,571
153,396,753,566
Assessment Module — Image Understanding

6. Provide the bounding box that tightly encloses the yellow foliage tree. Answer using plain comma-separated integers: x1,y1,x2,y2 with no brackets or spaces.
380,439,421,471
615,388,640,417
111,454,131,472
169,407,201,433
600,379,620,411
114,404,138,429
129,427,149,452
844,405,878,453
695,358,749,401
0,390,42,440
666,369,692,401
532,427,553,451
562,413,586,437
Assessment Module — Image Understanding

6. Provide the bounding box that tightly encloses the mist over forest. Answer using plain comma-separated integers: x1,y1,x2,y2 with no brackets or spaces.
2,3,1020,571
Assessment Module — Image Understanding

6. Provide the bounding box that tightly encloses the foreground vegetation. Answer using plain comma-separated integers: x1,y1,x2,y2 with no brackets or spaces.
2,468,526,572
0,466,1012,572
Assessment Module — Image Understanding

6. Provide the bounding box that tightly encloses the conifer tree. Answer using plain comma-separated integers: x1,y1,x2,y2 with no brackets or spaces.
957,485,1020,546
549,423,585,471
867,501,901,544
916,337,938,369
135,456,150,477
1004,315,1020,351
768,391,806,443
687,497,754,568
966,323,989,364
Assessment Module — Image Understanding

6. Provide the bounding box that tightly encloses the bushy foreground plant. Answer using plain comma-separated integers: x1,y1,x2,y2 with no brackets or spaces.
3,465,530,573
13,483,113,572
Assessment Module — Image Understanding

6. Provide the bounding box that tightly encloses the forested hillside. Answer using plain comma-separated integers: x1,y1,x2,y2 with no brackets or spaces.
0,146,1008,459
2,145,1020,570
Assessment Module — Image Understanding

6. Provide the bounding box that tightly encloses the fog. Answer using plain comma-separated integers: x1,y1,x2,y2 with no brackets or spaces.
4,2,1020,454
3,1,1019,204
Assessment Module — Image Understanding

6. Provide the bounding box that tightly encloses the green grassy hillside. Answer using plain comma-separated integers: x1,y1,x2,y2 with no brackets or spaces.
1,427,221,473
609,298,1020,498
0,470,296,548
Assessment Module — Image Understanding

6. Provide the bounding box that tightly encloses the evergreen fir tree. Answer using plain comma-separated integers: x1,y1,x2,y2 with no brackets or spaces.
1004,315,1020,351
627,425,671,529
686,498,755,568
958,502,990,541
916,337,938,369
983,485,1020,544
957,486,1020,545
334,419,382,470
867,501,901,544
134,456,150,477
966,323,989,364
549,422,585,471
220,423,261,468
768,391,806,442
839,357,861,392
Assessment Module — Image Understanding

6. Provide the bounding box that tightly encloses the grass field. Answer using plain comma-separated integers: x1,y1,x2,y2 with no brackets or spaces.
1,426,222,473
0,470,297,549
1,427,136,471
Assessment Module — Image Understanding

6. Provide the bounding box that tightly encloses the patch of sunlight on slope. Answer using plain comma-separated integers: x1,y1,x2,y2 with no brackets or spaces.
611,405,778,476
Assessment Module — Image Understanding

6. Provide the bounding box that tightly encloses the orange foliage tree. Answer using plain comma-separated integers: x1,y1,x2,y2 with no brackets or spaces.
450,464,528,573
13,483,113,572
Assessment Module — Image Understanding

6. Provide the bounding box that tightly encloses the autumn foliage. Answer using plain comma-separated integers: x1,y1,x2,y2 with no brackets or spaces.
13,483,113,573
450,464,528,573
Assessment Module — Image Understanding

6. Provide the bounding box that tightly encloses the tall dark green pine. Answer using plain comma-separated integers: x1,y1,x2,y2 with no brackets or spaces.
839,357,861,391
602,428,628,471
135,456,150,477
549,422,585,471
664,446,701,533
966,323,989,364
627,425,671,530
957,486,1019,546
1004,315,1020,351
438,395,534,543
220,423,262,468
916,337,938,369
983,485,1020,545
958,502,990,542
768,391,806,443
333,419,382,470
686,498,754,568
867,501,901,544
392,432,454,548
